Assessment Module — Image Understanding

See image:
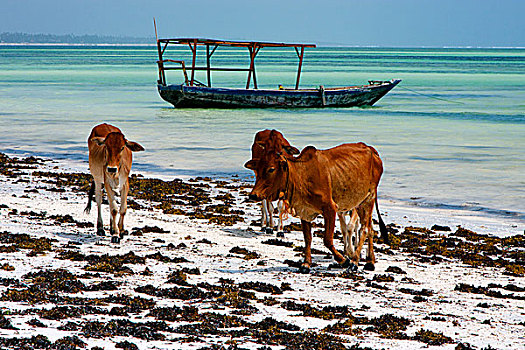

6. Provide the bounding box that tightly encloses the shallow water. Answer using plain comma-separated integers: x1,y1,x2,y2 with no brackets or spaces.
0,45,523,225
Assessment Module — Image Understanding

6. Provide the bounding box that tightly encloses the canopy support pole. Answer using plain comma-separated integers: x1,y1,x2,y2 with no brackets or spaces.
189,39,197,86
295,46,305,90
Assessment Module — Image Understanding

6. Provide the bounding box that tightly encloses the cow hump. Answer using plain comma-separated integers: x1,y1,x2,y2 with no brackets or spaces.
296,146,317,162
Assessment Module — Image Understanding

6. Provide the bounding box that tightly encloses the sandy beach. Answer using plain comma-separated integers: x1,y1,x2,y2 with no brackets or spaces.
0,152,523,350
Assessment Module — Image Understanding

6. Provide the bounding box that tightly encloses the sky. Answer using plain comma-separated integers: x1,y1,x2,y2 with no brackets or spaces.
1,0,524,47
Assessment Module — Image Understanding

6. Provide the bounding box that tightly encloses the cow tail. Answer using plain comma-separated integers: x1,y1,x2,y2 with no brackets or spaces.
375,197,389,245
84,180,95,214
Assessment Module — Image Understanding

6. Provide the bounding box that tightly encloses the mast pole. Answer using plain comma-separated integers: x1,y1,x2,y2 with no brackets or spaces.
154,18,165,85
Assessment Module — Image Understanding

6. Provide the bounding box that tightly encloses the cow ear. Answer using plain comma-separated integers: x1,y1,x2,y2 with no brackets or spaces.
244,159,257,170
126,140,145,152
91,137,106,146
284,145,299,155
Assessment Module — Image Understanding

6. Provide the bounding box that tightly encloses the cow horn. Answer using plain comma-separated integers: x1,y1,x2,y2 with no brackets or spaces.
256,142,265,150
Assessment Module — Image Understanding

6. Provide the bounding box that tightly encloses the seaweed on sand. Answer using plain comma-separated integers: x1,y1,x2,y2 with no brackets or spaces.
115,340,139,350
455,283,525,301
252,329,348,350
37,305,107,320
166,270,188,285
238,281,283,295
197,279,258,314
81,319,169,341
389,226,525,276
23,269,86,293
262,239,294,248
173,312,248,336
0,335,52,350
0,314,18,329
353,314,412,339
135,284,216,301
280,301,352,320
413,329,453,345
0,231,56,254
323,319,355,335
229,246,260,260
146,305,199,322
58,250,146,275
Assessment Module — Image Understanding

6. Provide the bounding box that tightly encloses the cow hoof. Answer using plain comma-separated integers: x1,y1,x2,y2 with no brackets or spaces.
260,226,266,232
340,258,351,268
276,231,284,238
111,236,121,244
96,228,105,236
364,262,375,271
298,265,310,274
120,230,128,237
346,263,358,273
265,228,273,235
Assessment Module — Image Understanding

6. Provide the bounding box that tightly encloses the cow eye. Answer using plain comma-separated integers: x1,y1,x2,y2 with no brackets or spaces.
267,168,275,174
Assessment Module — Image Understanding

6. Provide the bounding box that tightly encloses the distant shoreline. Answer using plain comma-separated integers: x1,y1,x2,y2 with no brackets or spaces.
1,42,524,49
0,42,155,47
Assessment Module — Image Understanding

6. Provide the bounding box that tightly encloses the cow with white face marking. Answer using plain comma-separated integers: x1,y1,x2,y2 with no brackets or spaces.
85,123,144,243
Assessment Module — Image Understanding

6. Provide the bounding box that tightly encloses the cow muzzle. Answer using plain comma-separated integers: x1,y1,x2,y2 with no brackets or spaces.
106,166,118,174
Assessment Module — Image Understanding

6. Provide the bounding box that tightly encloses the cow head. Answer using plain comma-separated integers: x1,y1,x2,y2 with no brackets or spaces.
245,130,298,201
91,132,144,176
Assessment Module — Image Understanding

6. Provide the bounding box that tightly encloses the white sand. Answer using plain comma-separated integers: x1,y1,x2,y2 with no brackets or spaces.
0,157,524,349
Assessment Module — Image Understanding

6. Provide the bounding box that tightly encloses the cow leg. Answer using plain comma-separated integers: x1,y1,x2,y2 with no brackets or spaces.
276,199,285,237
353,201,376,271
365,229,376,271
118,178,129,237
338,212,352,257
261,199,272,234
259,200,264,232
105,182,120,243
363,198,377,271
323,205,346,266
348,209,359,255
266,200,274,234
95,181,105,236
300,220,312,273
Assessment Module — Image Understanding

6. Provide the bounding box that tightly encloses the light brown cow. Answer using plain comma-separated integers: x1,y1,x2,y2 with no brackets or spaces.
247,129,299,236
246,130,388,273
85,123,144,243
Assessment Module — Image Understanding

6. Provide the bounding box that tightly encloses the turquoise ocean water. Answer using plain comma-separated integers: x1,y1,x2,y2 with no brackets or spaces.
0,45,523,224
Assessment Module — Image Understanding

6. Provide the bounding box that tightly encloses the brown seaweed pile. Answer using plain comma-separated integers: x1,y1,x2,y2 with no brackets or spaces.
0,334,87,350
0,231,56,254
388,225,525,276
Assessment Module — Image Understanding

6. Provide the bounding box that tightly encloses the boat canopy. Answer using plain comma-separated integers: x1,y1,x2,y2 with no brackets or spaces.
156,37,316,90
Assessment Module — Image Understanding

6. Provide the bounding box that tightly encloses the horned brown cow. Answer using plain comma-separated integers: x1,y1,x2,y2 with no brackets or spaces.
247,129,299,236
85,123,144,243
246,130,388,273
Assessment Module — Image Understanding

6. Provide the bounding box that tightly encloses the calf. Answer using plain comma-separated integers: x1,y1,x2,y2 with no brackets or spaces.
247,130,388,273
85,123,144,243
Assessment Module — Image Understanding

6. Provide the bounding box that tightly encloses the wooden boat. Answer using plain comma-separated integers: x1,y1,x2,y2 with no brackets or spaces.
155,37,400,108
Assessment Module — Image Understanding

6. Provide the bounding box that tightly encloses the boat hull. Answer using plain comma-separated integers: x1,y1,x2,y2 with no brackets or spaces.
157,80,401,108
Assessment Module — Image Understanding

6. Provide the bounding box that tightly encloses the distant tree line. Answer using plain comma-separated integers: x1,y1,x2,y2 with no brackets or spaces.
0,32,154,44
